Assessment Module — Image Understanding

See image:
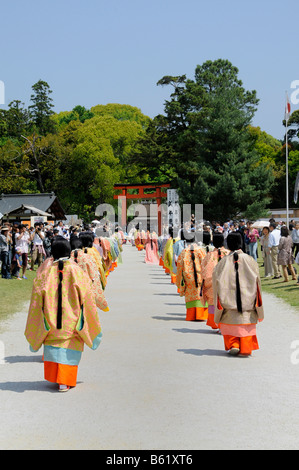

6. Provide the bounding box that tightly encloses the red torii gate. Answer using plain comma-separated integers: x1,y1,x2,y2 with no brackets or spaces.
113,183,171,235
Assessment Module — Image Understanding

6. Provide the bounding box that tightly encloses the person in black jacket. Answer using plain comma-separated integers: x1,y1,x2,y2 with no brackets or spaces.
236,219,246,252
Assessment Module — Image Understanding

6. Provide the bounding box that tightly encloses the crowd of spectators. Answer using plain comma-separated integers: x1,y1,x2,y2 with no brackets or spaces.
0,220,101,280
200,218,299,283
2,216,299,284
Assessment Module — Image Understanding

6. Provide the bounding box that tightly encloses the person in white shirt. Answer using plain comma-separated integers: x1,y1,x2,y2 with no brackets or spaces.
15,224,31,279
57,221,65,237
30,222,45,271
268,223,281,279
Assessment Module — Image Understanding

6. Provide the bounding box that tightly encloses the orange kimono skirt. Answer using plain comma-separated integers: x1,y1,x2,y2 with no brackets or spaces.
206,305,219,330
44,362,78,387
220,323,259,355
186,300,208,321
43,345,82,387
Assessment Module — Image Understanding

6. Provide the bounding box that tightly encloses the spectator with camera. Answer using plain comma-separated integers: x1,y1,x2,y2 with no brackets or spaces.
30,222,45,271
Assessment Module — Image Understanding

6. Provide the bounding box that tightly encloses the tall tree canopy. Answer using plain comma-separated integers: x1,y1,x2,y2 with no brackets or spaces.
29,80,55,135
0,70,290,222
132,59,275,221
0,93,151,219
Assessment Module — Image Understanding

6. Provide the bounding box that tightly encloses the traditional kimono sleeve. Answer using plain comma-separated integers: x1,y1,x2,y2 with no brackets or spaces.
247,255,264,321
163,239,173,272
200,254,209,305
24,280,50,352
212,264,224,325
90,247,107,290
76,285,103,350
86,256,109,311
176,252,186,296
255,275,264,321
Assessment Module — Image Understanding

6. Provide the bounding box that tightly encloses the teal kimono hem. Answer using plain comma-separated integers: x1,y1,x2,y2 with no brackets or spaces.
91,332,103,350
43,345,82,366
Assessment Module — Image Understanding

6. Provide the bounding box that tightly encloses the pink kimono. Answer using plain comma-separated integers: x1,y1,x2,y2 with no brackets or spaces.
144,235,160,265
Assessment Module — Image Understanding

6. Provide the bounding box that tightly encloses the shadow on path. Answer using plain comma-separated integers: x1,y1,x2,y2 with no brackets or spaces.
173,327,218,335
5,355,43,364
177,348,227,357
152,315,186,322
0,380,56,393
0,379,83,393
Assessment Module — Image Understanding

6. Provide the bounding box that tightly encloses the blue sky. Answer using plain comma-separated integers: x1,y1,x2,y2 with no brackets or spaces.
1,0,298,140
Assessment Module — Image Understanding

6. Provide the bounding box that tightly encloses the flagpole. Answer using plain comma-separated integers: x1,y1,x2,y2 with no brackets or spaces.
285,92,289,229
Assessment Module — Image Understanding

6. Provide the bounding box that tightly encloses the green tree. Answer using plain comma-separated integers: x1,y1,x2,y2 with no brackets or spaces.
29,80,55,135
6,100,32,139
129,115,177,183
0,100,31,145
154,59,274,221
0,139,36,193
56,105,94,126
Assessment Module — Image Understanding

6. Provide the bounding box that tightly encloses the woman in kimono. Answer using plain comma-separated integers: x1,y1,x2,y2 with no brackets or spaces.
176,234,207,321
25,237,102,392
99,236,113,274
107,235,120,272
70,237,109,312
201,233,229,330
172,232,187,291
135,230,144,251
144,232,160,265
79,232,107,290
163,228,174,278
212,232,264,356
113,229,124,265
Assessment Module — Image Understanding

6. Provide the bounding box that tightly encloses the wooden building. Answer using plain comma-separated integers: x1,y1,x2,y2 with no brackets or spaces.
0,192,66,225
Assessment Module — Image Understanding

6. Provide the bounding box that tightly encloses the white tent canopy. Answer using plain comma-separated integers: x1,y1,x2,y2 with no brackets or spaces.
252,220,270,229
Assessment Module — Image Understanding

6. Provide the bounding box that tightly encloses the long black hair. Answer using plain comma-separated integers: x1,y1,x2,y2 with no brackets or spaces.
213,233,225,262
227,232,243,313
203,231,211,250
51,237,71,329
70,237,83,263
79,232,94,253
190,245,198,288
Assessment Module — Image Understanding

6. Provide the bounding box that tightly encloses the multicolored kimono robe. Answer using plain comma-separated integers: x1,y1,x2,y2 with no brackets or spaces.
102,237,118,274
114,233,123,265
200,247,230,329
163,238,174,277
70,249,109,311
212,249,264,354
172,239,186,288
135,231,144,251
85,246,107,290
25,258,102,387
141,230,146,245
144,234,160,265
158,236,168,268
176,244,207,321
99,237,113,273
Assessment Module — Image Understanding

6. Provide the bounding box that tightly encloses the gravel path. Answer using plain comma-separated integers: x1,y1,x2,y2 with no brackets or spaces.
1,244,299,450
